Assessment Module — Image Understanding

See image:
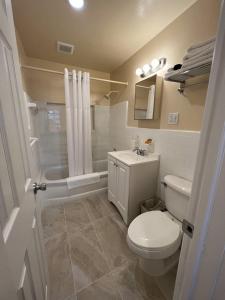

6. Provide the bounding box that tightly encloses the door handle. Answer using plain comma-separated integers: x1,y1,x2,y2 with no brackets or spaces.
33,182,47,194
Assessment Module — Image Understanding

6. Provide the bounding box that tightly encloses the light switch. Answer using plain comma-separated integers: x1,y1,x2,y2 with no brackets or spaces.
168,112,179,125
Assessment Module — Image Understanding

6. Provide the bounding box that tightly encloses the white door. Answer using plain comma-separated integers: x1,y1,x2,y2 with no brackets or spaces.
0,1,46,300
117,161,129,220
173,2,225,299
108,156,117,205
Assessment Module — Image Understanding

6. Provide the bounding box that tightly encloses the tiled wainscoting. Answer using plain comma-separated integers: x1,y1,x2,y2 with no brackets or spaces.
42,190,176,300
110,101,200,198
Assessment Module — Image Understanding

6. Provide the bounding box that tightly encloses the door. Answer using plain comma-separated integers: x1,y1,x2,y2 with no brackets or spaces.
108,156,117,205
173,2,225,299
116,161,129,222
0,1,46,300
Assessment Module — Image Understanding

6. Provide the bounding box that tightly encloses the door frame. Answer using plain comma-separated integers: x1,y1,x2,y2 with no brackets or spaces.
174,0,225,299
5,0,36,178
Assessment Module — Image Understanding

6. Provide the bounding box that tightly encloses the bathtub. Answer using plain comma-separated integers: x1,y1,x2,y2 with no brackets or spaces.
42,160,108,199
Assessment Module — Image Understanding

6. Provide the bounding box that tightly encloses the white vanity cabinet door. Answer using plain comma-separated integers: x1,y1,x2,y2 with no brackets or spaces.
116,161,129,223
108,156,117,205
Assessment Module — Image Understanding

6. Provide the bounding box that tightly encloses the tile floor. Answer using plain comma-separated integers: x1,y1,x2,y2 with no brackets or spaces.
42,190,176,300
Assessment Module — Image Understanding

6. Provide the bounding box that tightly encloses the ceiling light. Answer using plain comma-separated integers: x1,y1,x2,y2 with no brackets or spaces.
68,0,84,9
151,58,160,69
143,64,151,74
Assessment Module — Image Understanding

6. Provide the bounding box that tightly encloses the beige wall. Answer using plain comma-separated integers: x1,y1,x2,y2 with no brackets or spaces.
110,0,220,130
16,34,111,106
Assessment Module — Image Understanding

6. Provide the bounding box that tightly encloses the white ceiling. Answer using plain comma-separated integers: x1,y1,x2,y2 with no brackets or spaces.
12,0,198,72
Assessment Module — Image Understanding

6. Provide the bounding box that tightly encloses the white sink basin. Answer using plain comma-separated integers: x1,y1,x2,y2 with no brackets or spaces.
108,150,159,166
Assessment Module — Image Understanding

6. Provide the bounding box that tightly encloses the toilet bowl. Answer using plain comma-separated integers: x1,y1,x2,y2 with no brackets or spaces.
127,175,192,276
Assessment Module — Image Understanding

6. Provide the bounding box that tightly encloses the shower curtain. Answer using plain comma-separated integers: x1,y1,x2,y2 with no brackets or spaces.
146,84,155,119
64,68,93,177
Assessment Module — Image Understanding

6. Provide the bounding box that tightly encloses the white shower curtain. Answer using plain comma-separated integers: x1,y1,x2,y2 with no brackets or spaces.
146,84,155,119
64,68,93,177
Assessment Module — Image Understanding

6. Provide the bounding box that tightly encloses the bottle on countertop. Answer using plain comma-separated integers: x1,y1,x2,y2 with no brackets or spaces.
144,138,154,153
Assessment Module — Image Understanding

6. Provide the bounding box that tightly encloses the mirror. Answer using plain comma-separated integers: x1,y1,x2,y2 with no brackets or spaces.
134,75,162,120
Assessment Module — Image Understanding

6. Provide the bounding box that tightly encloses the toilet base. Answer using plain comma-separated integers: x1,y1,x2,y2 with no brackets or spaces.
138,248,180,277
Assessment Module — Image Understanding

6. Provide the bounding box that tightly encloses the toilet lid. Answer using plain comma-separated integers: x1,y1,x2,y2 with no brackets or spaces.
128,211,181,251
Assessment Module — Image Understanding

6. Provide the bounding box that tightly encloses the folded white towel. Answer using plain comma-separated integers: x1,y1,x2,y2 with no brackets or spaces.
67,173,100,189
187,37,215,53
183,44,214,61
181,57,212,72
165,56,212,81
164,69,182,80
186,42,215,57
182,52,213,68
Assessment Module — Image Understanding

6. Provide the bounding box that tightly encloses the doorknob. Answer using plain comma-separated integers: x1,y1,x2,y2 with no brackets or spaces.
33,182,47,194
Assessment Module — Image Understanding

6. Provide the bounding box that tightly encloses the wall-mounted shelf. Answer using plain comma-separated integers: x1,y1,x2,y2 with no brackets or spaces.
165,62,211,94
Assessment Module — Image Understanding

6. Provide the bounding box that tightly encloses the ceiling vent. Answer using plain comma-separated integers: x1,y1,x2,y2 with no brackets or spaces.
57,41,74,55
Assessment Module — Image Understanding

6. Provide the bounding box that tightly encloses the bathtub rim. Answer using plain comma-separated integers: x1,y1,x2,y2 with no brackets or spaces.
42,165,108,187
42,187,108,207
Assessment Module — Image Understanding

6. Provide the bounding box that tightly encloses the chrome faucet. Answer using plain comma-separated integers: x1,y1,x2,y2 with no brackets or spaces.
133,147,146,156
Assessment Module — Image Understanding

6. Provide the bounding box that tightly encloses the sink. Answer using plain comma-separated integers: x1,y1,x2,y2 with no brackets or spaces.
108,150,159,166
117,152,146,160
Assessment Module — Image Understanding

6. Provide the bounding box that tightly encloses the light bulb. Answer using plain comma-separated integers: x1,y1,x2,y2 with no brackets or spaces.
151,58,160,69
68,0,84,9
143,64,151,74
135,68,143,76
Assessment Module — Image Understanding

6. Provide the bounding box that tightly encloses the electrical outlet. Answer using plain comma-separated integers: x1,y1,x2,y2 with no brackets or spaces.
168,112,179,125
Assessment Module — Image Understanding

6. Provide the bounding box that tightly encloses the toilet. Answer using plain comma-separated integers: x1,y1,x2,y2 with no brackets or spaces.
127,174,192,276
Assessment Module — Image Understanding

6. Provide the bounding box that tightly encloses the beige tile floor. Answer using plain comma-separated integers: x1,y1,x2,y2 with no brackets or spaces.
42,190,176,300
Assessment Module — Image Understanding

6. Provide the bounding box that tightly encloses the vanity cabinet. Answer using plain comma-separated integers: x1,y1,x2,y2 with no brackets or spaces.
108,152,159,225
108,157,129,220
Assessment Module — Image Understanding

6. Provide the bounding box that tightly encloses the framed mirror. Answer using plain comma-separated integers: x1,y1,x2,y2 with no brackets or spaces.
134,75,162,120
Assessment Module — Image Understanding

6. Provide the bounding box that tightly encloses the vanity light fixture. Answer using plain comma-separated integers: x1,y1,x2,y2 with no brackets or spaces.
151,58,160,70
135,68,144,77
136,57,167,78
68,0,84,10
143,64,151,75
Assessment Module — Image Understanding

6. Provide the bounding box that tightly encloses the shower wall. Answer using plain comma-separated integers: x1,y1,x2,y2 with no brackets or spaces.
33,100,111,173
92,105,111,171
35,101,67,170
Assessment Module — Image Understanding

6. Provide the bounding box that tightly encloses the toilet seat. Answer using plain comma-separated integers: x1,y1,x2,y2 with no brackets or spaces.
127,211,182,259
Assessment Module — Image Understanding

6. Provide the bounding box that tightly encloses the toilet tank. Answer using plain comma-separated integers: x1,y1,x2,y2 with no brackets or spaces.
164,175,192,222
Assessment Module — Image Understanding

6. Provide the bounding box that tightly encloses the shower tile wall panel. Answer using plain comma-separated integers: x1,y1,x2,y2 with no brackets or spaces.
35,102,68,169
34,102,110,170
39,132,68,167
109,101,200,199
92,105,111,161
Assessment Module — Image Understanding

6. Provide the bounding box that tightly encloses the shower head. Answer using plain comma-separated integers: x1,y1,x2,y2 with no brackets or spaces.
104,90,119,100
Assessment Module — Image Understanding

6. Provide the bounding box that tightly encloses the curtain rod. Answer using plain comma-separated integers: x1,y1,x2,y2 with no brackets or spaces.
21,65,128,86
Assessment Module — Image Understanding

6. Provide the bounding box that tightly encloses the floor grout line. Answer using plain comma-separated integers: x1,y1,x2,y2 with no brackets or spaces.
75,259,129,296
63,205,78,299
43,191,172,300
74,195,117,293
63,192,127,296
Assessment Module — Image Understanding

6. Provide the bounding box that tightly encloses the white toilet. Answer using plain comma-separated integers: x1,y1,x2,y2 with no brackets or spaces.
127,175,192,276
